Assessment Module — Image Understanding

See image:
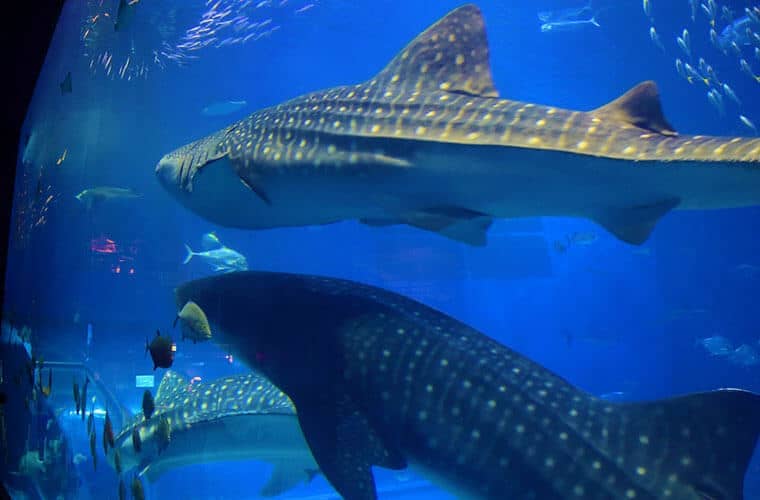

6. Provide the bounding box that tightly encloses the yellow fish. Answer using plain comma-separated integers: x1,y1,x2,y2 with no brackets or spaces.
174,301,212,344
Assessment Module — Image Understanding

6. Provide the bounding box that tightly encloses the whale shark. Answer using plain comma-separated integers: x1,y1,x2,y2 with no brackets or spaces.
175,271,760,499
108,370,318,496
156,4,760,246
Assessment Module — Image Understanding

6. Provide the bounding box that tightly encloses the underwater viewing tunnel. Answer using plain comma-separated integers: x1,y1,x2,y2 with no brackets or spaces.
2,1,760,499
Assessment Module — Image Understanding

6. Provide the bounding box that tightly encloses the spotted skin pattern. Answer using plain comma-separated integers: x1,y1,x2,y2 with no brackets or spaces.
156,4,760,246
175,271,760,500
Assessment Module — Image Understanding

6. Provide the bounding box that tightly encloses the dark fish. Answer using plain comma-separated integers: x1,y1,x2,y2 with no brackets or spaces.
81,379,89,422
175,270,760,499
73,380,80,415
60,71,72,95
146,330,175,370
104,409,115,450
38,368,52,397
114,449,122,474
131,426,141,453
142,389,155,420
156,415,171,455
89,430,97,471
118,479,126,500
131,476,145,500
0,392,6,405
87,409,94,436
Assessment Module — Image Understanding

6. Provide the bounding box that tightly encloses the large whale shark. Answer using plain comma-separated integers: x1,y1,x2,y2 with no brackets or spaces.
108,370,318,496
175,271,760,499
156,4,760,246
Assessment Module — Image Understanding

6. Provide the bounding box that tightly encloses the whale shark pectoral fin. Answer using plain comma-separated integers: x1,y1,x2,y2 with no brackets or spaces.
592,197,680,245
592,81,677,136
361,206,493,246
295,393,406,499
238,175,272,205
259,461,317,497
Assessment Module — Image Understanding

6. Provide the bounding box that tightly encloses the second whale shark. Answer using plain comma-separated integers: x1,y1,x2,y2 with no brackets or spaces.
157,4,760,246
175,271,760,499
108,370,318,497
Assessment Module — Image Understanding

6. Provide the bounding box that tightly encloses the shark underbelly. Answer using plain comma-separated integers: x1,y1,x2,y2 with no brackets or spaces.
127,414,314,482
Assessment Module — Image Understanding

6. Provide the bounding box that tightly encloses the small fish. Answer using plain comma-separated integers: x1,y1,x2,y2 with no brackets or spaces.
131,427,142,453
119,479,126,500
73,453,87,465
56,149,67,166
87,409,94,435
72,380,80,415
114,449,122,474
38,368,52,397
721,5,734,23
182,240,248,273
540,17,600,32
60,72,72,95
156,415,172,455
740,115,757,133
697,335,733,356
722,83,741,106
89,430,97,470
104,409,115,450
649,27,665,52
706,65,721,86
709,28,720,49
201,100,248,117
142,389,155,421
75,187,142,211
642,0,652,18
676,33,691,57
747,6,760,25
689,0,698,21
675,58,687,80
707,89,725,115
740,59,760,82
174,301,212,344
684,62,707,85
81,379,89,422
131,476,145,500
702,0,717,26
146,330,175,370
729,41,742,56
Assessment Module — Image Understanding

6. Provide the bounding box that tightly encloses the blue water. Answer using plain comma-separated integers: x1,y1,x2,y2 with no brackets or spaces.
3,0,760,498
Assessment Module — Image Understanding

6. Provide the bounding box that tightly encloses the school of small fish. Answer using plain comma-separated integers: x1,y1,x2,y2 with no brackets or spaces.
80,0,319,81
644,0,759,134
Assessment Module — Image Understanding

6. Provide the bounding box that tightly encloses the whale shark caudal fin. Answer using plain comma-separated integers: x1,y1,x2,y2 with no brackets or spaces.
294,385,760,500
613,389,760,500
182,244,194,265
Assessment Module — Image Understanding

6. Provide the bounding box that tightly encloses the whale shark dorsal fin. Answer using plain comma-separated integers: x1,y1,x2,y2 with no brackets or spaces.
592,81,677,136
154,370,187,406
373,4,499,98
